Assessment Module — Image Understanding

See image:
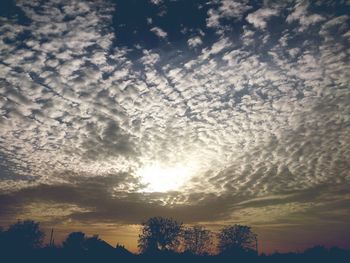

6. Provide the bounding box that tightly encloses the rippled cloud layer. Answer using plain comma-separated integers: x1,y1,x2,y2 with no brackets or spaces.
0,0,349,252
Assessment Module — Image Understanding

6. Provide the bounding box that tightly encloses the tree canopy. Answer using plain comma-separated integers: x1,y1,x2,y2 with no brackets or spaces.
218,224,257,254
5,220,45,250
138,216,183,253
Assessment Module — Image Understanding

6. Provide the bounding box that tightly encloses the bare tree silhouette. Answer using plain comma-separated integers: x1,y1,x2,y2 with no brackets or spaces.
183,225,213,255
138,216,183,253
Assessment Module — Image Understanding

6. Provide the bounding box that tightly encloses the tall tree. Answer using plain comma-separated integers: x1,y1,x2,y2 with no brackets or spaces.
183,225,213,255
5,220,45,250
218,224,257,254
138,216,183,253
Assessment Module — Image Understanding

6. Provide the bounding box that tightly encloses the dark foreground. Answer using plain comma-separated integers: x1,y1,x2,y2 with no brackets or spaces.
2,246,350,263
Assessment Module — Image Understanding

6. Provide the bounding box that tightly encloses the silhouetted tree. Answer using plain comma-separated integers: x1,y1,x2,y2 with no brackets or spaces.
218,224,257,255
182,226,213,255
62,231,86,251
5,220,45,250
138,216,183,253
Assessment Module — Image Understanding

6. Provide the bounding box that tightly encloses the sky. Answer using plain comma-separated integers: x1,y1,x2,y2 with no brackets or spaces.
0,0,350,254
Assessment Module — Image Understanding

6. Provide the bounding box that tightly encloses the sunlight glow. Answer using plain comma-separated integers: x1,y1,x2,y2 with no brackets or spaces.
138,162,196,193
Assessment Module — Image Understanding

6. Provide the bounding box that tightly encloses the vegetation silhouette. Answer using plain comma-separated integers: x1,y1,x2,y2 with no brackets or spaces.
1,220,44,251
138,216,183,253
218,224,258,256
183,225,213,255
0,217,349,263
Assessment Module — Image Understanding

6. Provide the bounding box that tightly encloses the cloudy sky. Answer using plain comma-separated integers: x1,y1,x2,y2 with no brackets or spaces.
0,0,350,253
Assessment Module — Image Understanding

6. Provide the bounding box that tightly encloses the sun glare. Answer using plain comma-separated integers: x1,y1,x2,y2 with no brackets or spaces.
138,162,196,192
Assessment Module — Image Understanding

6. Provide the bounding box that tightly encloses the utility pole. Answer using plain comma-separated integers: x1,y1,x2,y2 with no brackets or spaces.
49,228,54,247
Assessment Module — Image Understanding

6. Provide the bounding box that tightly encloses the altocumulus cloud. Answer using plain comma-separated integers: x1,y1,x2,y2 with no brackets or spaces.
0,0,350,251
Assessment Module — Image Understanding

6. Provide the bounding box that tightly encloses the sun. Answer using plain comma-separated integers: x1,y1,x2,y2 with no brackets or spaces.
137,162,195,193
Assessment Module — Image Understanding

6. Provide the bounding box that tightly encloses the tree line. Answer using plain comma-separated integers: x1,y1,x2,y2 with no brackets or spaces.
0,217,257,255
0,217,349,263
138,216,257,255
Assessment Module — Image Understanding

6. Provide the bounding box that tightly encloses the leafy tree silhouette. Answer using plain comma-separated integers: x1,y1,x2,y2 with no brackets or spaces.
182,225,213,255
138,216,183,253
217,224,257,255
5,220,45,251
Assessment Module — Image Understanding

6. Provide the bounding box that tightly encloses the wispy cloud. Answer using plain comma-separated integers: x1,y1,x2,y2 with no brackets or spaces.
150,26,168,39
246,8,279,29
